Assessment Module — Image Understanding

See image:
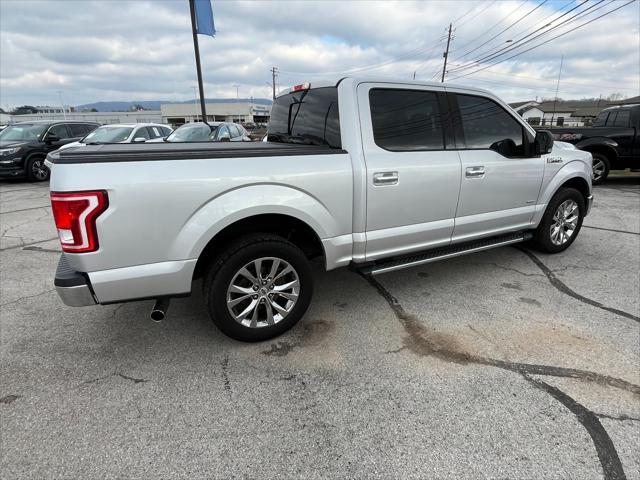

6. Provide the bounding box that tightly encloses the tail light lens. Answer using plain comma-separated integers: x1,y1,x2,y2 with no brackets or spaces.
50,190,108,253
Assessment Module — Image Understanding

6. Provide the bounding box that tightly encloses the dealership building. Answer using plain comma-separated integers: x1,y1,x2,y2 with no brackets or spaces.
4,102,271,127
160,102,271,126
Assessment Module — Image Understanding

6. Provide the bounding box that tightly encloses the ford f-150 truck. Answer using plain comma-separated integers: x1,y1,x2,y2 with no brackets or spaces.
47,77,593,341
547,104,639,184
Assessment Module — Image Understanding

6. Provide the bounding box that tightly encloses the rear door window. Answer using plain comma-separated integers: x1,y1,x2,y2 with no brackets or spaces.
454,93,528,157
134,127,150,140
68,124,88,137
268,87,341,148
613,110,630,127
48,124,71,139
369,89,444,151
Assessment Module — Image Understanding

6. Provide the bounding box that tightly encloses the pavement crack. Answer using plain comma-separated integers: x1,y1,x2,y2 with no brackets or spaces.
595,413,640,423
22,245,61,253
356,271,640,395
80,372,148,385
0,237,59,252
516,247,640,324
583,225,639,236
0,288,56,308
221,355,231,392
0,205,51,215
0,394,20,404
523,374,627,480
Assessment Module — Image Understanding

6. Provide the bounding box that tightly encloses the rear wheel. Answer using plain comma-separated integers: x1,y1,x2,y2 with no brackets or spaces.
591,153,609,185
203,234,313,341
26,156,50,182
531,187,585,253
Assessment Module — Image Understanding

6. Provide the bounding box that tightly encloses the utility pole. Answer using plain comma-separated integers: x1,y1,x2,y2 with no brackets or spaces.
441,23,452,83
57,91,67,120
271,66,278,100
550,55,564,128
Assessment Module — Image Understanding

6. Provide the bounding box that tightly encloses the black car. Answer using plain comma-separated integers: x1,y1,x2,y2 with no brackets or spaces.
546,104,639,184
0,120,99,181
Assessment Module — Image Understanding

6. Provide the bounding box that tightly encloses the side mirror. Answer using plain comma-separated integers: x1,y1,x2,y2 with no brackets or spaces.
44,134,60,143
533,130,554,155
132,137,147,143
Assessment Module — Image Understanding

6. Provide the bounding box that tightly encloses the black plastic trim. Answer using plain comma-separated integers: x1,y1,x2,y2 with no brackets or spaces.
54,254,90,288
50,142,348,164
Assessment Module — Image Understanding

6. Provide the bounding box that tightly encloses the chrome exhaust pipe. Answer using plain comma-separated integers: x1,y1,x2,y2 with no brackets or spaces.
150,298,170,322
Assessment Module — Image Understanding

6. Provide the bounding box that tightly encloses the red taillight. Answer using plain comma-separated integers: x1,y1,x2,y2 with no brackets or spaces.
50,190,108,253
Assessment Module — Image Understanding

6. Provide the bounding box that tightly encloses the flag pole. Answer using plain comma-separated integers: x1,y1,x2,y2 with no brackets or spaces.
189,0,207,122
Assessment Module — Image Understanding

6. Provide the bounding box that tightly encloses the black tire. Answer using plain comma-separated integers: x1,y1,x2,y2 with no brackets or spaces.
26,156,50,182
531,187,585,254
203,233,313,342
591,153,609,185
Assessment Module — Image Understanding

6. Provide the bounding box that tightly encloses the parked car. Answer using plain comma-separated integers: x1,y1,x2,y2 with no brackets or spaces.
147,121,251,143
0,120,99,181
47,78,592,341
543,104,639,184
56,123,173,152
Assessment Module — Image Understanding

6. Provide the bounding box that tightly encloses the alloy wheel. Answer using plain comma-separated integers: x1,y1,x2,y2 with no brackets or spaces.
550,199,579,246
592,158,606,182
226,257,300,328
31,159,49,181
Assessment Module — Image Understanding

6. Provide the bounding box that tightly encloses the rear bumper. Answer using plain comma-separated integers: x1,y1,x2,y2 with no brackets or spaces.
54,254,97,306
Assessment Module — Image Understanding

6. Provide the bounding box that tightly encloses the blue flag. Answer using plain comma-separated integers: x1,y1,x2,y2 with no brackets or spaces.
194,0,215,37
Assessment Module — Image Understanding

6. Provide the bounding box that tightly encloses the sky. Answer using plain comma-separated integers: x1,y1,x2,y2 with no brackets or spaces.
0,0,639,109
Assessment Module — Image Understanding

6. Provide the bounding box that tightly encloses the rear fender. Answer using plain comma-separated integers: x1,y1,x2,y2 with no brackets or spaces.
170,184,339,260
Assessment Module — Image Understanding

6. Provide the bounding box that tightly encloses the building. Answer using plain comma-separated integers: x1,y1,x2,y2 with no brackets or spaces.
34,105,75,114
510,96,639,127
160,102,271,127
6,110,163,125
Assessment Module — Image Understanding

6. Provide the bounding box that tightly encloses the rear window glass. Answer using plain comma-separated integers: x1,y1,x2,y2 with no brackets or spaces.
268,87,341,148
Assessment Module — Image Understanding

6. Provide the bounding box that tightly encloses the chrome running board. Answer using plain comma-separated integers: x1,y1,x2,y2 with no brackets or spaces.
360,232,533,276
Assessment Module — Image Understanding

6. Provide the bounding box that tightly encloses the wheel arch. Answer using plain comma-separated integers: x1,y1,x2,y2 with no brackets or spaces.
192,213,325,281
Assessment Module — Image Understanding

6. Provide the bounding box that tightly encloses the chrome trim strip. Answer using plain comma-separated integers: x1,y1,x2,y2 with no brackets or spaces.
370,236,526,275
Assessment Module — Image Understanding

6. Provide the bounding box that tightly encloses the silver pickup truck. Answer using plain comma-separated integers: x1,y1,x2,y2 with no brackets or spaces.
47,77,593,341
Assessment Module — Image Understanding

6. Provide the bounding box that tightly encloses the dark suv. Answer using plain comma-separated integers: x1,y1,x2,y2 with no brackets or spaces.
0,120,99,181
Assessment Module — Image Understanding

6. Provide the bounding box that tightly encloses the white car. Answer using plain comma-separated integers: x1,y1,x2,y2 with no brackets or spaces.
56,123,173,151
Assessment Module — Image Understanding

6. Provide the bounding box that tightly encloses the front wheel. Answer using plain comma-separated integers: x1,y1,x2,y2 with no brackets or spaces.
203,234,313,342
531,187,585,253
26,156,50,182
591,153,609,185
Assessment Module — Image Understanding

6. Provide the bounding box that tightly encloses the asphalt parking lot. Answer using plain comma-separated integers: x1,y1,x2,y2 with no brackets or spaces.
1,177,638,479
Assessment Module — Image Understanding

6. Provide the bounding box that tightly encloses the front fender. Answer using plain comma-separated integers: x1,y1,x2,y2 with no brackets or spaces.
170,183,340,259
532,159,592,226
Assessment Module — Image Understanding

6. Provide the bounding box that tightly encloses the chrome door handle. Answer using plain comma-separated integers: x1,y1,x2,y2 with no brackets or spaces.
465,166,485,178
373,171,399,186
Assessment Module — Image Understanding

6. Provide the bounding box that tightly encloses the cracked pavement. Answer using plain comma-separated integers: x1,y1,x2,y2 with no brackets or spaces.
1,177,639,479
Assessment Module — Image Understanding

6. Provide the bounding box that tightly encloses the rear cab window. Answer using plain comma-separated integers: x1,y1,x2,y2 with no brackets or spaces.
268,87,341,148
369,89,445,151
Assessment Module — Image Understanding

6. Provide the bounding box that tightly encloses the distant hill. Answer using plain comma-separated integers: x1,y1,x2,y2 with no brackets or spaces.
75,98,273,112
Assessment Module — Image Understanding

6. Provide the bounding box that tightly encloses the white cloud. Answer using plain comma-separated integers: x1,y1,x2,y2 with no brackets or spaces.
0,0,638,107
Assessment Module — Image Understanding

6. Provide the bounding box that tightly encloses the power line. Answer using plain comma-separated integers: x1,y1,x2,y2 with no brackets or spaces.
448,0,636,81
451,0,528,54
455,0,497,28
450,0,549,63
450,0,606,74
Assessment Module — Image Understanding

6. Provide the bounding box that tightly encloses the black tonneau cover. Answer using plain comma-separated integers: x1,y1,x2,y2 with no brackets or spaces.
49,141,347,164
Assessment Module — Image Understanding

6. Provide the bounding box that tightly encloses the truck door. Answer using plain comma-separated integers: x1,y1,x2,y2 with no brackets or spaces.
357,83,462,261
448,91,545,242
608,109,635,160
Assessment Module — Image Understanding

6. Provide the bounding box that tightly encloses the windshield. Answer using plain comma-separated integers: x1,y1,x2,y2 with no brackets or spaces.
166,123,217,142
83,126,134,144
0,124,47,142
268,87,341,148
